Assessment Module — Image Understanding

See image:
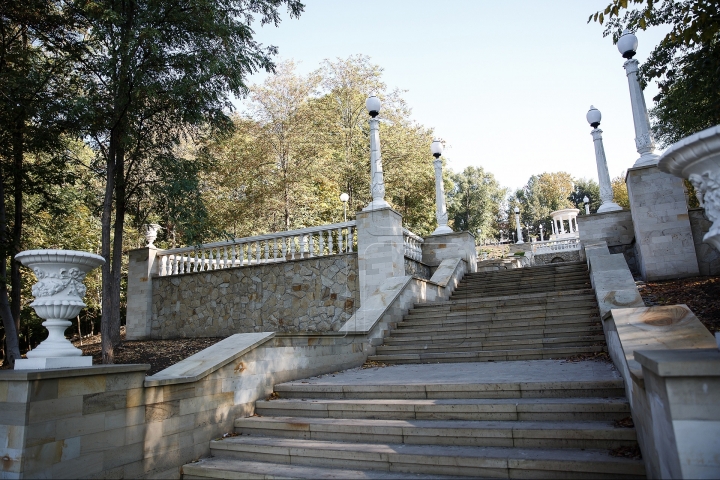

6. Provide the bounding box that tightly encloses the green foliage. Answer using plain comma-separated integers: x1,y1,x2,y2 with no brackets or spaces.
569,178,601,214
509,172,575,236
447,166,507,241
590,0,720,146
611,173,631,210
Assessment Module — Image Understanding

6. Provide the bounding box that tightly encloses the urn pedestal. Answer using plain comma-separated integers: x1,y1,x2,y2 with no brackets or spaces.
14,249,105,370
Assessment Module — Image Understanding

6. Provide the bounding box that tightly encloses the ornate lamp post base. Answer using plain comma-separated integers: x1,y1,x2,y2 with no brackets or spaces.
634,152,660,168
597,201,623,213
362,199,392,212
432,225,453,235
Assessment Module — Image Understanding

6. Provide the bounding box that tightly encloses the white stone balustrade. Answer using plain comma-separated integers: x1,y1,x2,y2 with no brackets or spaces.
531,238,581,255
157,222,356,277
403,228,424,261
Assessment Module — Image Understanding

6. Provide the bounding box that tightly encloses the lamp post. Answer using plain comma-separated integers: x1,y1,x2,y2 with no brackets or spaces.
586,106,622,212
514,207,524,244
618,30,659,167
362,95,391,211
431,139,452,234
583,196,591,215
340,192,349,222
477,228,482,246
539,224,544,241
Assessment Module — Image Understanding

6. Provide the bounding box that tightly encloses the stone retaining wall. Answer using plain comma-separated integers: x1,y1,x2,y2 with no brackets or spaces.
151,254,359,339
533,250,582,265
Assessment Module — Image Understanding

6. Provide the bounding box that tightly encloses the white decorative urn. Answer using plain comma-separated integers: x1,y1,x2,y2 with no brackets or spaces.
14,249,105,370
658,125,720,251
143,223,162,247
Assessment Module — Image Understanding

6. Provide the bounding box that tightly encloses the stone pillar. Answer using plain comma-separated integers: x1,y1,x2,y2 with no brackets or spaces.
363,116,391,211
626,165,699,280
126,246,160,340
591,128,623,213
432,157,452,235
356,208,405,302
624,59,659,168
422,231,477,273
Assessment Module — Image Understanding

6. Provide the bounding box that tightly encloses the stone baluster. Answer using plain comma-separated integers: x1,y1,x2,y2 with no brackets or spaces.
318,231,325,256
160,256,168,276
336,228,342,253
299,235,306,259
327,231,334,255
264,241,269,262
308,234,315,257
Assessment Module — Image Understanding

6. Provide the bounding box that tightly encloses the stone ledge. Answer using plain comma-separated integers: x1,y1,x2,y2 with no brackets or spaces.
634,348,720,377
0,364,149,381
144,332,274,387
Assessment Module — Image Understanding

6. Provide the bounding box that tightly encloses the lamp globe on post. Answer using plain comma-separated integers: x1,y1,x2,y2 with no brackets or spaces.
431,139,452,234
514,206,524,244
583,196,590,215
586,105,622,213
340,192,349,222
617,30,659,167
362,95,390,211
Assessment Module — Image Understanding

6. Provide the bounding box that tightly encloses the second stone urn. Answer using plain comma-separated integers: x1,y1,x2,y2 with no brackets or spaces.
658,124,720,251
14,249,105,370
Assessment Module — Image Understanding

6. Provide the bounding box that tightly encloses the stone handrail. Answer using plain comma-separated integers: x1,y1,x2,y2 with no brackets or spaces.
531,238,580,255
402,228,424,261
157,221,356,277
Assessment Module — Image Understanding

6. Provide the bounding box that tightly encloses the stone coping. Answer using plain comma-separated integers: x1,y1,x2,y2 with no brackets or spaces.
634,348,720,377
144,332,274,387
0,363,149,380
578,209,631,217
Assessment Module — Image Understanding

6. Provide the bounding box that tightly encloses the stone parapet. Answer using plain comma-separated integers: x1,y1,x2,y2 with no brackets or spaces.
421,231,477,273
626,165,699,280
356,208,405,302
578,210,634,247
126,247,160,340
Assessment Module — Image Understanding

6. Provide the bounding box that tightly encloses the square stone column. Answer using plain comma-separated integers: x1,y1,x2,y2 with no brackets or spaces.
126,246,160,340
421,231,477,273
356,208,405,302
626,165,699,280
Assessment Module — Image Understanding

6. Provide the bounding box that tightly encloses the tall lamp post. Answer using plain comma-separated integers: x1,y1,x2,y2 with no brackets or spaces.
431,140,452,234
618,30,659,167
363,95,391,211
340,192,349,222
583,196,591,215
586,106,622,212
514,207,524,244
539,224,544,241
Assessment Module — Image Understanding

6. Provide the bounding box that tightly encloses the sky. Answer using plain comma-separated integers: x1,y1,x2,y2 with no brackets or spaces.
234,0,670,192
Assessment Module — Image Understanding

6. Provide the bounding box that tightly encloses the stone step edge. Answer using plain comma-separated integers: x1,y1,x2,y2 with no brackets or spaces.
367,346,607,362
182,458,468,480
208,436,646,475
376,338,606,353
416,288,595,307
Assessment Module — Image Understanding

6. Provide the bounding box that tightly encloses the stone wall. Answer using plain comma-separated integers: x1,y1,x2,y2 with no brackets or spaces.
533,250,582,266
404,257,431,280
688,208,720,276
577,210,634,247
151,254,359,339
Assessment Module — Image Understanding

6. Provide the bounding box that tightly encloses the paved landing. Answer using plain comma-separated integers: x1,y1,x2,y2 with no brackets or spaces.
278,359,621,387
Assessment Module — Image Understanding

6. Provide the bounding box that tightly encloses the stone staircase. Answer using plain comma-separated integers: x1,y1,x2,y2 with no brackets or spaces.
182,262,645,479
368,261,606,365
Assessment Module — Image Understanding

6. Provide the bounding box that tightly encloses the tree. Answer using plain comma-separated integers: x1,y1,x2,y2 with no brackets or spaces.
447,166,507,240
76,0,304,363
611,173,630,209
569,178,601,214
510,172,575,235
590,0,720,146
0,0,85,366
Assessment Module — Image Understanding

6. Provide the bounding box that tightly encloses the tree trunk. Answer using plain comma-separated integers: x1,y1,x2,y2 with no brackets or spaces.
0,165,21,367
110,145,126,347
100,131,117,364
11,118,23,333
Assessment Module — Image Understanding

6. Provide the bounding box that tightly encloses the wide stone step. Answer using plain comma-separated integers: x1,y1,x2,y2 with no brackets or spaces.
183,458,466,480
368,345,607,366
451,285,591,297
465,263,588,278
409,295,598,314
405,303,599,320
274,375,623,400
208,436,645,479
459,273,591,285
376,335,606,355
387,323,603,342
233,416,637,450
414,289,595,309
397,313,601,329
255,397,631,422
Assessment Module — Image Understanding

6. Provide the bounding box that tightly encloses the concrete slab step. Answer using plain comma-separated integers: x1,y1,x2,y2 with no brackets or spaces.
233,416,637,450
409,295,598,313
458,274,591,285
405,304,599,320
376,336,606,355
255,397,631,422
396,314,601,329
387,324,603,342
209,436,645,479
368,345,607,366
450,286,591,297
414,289,595,309
274,376,625,400
182,458,467,480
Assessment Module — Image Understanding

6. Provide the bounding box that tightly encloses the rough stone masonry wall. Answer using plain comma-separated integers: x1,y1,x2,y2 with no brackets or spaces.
688,208,720,276
151,254,359,339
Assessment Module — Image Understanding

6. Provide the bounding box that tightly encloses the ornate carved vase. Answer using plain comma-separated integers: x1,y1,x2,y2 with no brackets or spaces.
14,249,105,370
143,223,162,247
658,125,720,251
